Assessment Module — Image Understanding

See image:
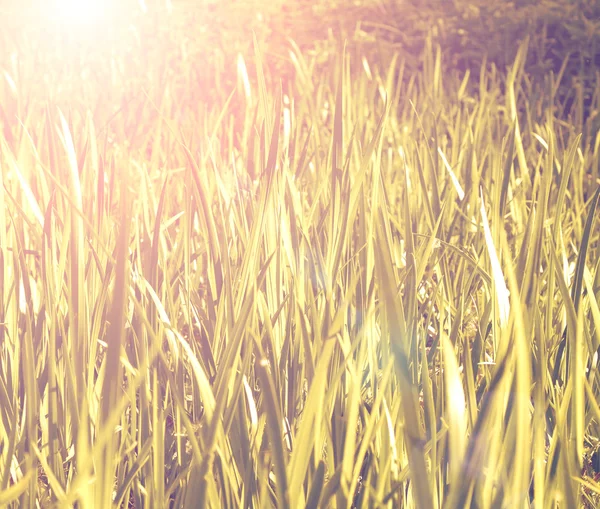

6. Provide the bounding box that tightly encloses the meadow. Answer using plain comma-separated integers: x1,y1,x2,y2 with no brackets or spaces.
1,0,600,507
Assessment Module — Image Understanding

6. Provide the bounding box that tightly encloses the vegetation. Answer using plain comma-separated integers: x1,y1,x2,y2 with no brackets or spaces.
1,0,600,507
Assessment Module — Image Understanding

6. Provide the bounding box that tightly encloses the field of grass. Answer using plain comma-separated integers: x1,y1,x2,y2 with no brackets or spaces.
1,0,600,507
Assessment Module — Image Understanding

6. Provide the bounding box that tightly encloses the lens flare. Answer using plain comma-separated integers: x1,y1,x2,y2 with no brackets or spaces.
48,0,110,26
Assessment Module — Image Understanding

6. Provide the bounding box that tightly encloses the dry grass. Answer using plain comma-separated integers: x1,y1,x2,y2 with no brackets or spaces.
1,2,600,508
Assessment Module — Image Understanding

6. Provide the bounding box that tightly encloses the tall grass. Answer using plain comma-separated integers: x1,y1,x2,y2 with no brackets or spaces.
1,4,600,508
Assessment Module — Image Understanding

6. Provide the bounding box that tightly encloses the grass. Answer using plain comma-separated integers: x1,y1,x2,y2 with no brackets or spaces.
1,1,600,507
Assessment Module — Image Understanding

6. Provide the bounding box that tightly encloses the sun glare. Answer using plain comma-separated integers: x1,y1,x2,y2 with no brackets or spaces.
34,0,123,29
52,0,107,25
7,0,167,34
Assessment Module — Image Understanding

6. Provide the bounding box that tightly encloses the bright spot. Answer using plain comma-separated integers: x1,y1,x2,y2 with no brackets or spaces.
47,0,111,26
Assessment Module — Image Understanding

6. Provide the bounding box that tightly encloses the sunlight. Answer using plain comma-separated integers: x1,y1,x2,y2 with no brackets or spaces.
49,0,109,26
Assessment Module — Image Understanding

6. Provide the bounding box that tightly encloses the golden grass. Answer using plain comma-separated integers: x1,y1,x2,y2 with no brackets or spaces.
1,2,600,507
